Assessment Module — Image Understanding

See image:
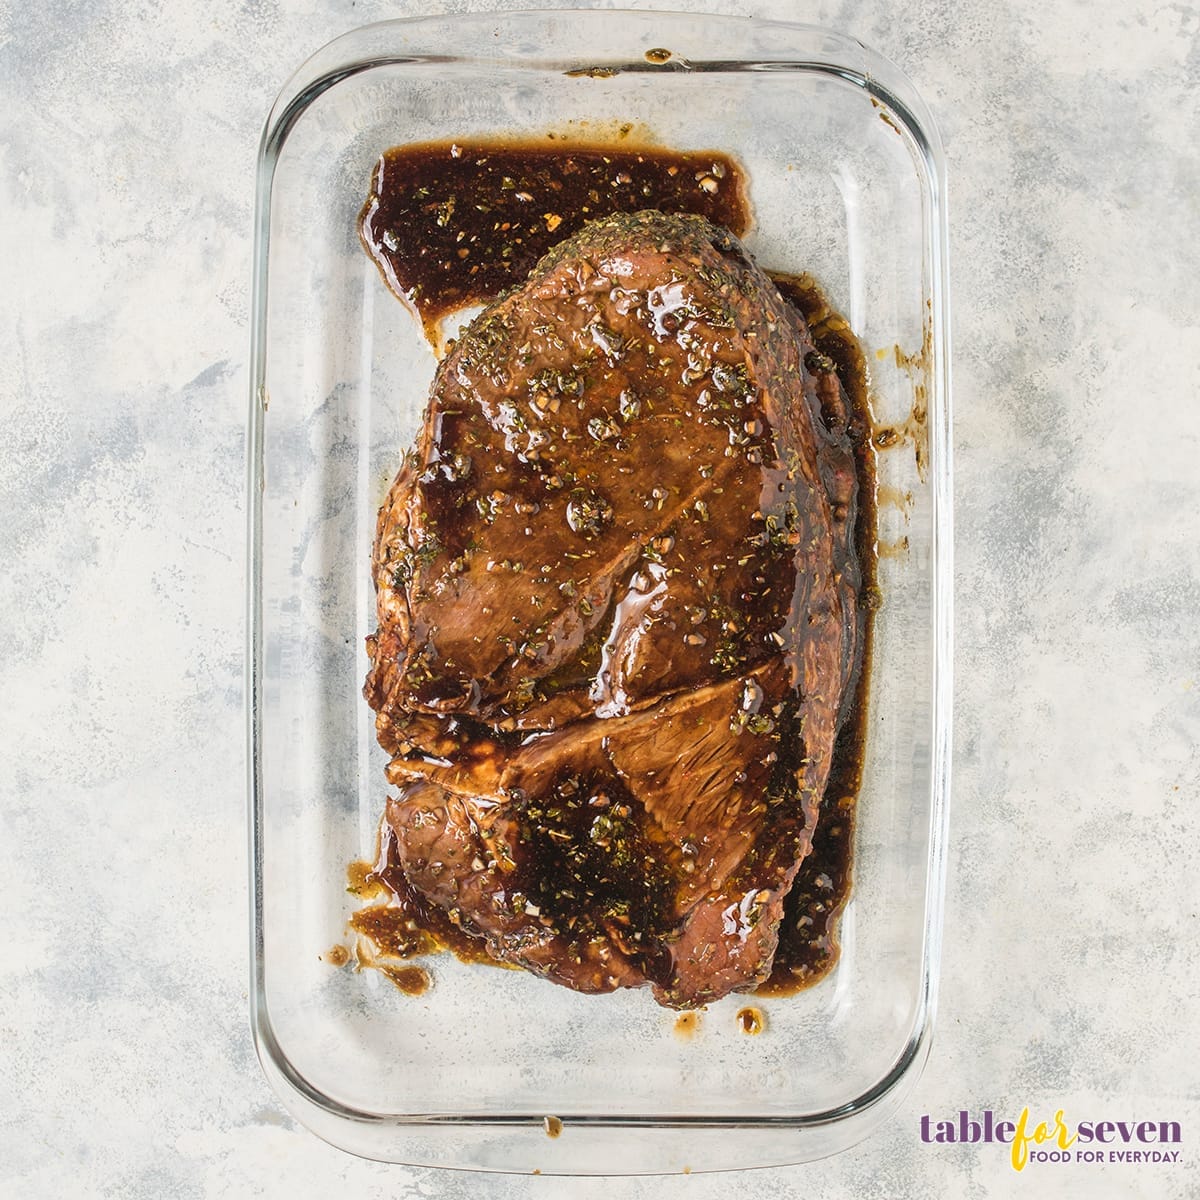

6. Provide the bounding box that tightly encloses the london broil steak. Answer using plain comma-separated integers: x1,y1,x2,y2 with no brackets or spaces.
363,210,861,1008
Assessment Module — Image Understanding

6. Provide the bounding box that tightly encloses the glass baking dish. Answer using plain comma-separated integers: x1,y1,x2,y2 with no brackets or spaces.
247,9,951,1175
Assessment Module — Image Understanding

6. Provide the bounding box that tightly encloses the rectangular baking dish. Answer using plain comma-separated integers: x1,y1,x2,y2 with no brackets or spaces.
247,9,951,1175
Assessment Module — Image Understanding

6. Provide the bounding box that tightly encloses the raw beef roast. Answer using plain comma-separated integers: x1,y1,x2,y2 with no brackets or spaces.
364,210,860,1007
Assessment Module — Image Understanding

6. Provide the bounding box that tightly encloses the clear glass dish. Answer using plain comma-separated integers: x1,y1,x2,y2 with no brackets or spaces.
247,9,952,1175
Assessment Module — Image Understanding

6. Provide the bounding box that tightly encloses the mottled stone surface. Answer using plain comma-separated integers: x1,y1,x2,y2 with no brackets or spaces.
1,0,1197,1196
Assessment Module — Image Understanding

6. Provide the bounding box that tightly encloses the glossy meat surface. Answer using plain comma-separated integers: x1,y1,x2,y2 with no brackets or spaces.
364,211,859,1006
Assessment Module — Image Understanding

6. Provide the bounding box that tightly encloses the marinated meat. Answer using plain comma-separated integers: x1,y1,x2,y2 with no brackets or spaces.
364,210,860,1008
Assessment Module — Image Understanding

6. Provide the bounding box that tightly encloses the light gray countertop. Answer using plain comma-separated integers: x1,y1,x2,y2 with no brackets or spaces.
2,0,1197,1196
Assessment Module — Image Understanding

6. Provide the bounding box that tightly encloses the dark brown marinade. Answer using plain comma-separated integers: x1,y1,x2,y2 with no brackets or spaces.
348,143,876,1001
756,271,876,997
359,140,749,338
516,770,674,952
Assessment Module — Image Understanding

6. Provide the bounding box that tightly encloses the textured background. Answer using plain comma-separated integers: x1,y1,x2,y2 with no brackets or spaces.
1,0,1197,1196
